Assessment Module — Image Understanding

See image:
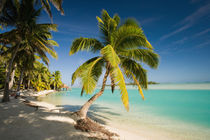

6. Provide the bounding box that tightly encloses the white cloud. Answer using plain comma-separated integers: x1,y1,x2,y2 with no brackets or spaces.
140,16,162,25
159,3,210,41
193,28,210,37
196,40,210,48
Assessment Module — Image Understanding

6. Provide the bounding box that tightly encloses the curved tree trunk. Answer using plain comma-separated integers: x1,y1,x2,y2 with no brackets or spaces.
2,45,19,102
77,68,110,119
27,80,30,89
9,64,16,90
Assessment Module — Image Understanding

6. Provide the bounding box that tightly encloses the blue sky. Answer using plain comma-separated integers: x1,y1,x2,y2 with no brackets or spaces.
39,0,210,85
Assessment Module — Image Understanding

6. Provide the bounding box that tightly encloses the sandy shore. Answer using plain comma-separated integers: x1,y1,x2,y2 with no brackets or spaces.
0,90,123,140
0,90,149,140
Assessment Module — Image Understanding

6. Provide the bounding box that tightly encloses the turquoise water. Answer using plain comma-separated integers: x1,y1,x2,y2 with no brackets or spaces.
39,84,210,139
41,87,210,129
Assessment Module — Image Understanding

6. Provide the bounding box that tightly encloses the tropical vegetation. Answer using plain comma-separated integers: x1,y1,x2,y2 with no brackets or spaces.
0,0,63,102
0,0,160,128
0,0,64,18
69,10,159,119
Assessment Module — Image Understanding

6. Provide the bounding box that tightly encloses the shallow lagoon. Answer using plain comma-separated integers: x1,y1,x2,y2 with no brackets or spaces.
40,83,210,139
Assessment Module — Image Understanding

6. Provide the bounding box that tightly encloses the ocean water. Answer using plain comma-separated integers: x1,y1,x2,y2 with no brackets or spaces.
40,83,210,139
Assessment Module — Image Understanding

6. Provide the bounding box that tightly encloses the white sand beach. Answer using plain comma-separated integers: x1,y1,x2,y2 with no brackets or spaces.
0,90,145,140
1,89,210,140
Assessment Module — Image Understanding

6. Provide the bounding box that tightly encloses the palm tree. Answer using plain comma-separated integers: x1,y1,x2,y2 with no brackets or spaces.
69,10,159,119
0,0,64,18
0,45,17,90
37,0,64,18
31,62,51,91
51,71,62,90
0,0,58,102
0,45,8,89
14,49,36,91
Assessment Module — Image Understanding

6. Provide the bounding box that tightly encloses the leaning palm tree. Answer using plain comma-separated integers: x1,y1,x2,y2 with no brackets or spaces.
69,10,159,119
0,0,58,102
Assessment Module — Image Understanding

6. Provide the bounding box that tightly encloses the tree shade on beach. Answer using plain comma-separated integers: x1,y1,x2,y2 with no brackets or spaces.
0,0,62,102
69,10,159,119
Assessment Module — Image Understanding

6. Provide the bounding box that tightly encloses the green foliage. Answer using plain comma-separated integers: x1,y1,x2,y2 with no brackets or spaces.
70,10,159,110
80,57,103,94
69,38,103,55
101,45,120,67
110,65,129,110
31,62,63,91
0,0,59,65
120,57,148,89
39,0,64,18
0,64,6,89
119,49,159,68
0,0,64,20
72,57,104,94
0,0,60,92
51,70,62,90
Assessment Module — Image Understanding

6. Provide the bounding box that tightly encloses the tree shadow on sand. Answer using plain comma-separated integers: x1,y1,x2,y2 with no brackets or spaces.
0,99,95,140
56,104,121,125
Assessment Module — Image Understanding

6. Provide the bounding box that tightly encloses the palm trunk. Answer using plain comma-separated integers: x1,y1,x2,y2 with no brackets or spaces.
17,69,24,92
2,45,19,102
77,68,110,119
27,80,30,89
9,64,16,90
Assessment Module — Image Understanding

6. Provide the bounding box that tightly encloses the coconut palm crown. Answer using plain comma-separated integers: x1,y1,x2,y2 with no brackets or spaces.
0,0,58,102
70,10,159,118
0,0,64,19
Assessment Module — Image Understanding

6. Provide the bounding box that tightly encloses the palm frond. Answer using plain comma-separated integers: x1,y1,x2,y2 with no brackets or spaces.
47,40,59,47
81,57,104,94
71,58,96,85
113,14,120,26
101,45,120,67
101,45,129,110
81,86,84,96
123,18,139,27
71,57,104,87
97,10,119,45
40,0,64,18
49,0,64,14
110,66,129,111
96,16,104,24
119,49,159,68
132,73,144,100
69,38,103,55
37,24,58,32
112,25,153,50
120,57,148,89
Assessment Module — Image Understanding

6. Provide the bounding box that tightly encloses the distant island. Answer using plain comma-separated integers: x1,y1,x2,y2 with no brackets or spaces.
106,81,159,86
148,81,160,85
126,81,159,85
